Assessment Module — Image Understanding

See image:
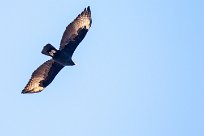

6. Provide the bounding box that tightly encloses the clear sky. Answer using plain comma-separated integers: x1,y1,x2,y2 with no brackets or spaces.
0,0,203,136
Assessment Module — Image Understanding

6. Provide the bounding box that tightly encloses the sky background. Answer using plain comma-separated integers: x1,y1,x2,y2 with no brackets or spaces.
0,0,203,136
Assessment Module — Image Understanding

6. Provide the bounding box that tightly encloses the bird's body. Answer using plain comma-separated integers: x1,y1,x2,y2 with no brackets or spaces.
42,45,75,66
53,50,75,66
22,6,92,94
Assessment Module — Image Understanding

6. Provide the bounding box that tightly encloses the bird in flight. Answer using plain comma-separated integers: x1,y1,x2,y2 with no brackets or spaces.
22,6,92,94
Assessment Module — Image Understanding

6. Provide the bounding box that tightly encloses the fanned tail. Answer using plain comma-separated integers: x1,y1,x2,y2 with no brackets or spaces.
41,44,58,57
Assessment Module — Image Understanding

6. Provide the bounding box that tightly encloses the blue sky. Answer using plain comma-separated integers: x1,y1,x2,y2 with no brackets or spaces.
0,0,203,136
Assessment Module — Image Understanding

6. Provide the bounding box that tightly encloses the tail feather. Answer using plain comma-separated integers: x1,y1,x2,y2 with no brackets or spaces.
41,44,58,57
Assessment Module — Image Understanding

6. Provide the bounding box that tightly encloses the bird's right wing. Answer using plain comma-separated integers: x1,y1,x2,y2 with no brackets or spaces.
22,59,64,94
59,6,92,55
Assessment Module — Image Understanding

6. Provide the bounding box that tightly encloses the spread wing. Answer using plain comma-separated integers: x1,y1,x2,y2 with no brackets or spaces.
60,6,92,55
22,59,64,94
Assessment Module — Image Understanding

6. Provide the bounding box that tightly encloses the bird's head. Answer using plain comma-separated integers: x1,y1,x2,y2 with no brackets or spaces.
69,59,76,66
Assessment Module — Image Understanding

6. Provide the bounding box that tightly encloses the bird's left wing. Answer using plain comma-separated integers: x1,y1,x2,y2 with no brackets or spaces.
22,59,64,94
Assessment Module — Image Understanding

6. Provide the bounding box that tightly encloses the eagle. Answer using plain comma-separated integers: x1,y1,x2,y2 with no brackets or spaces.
22,6,92,94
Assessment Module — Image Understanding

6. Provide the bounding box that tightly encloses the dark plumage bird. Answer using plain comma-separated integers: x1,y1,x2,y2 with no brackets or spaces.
22,6,92,94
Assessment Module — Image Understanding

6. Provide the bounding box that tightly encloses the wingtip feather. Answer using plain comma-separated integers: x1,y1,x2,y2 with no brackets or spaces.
87,6,90,11
21,89,29,94
87,6,91,14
